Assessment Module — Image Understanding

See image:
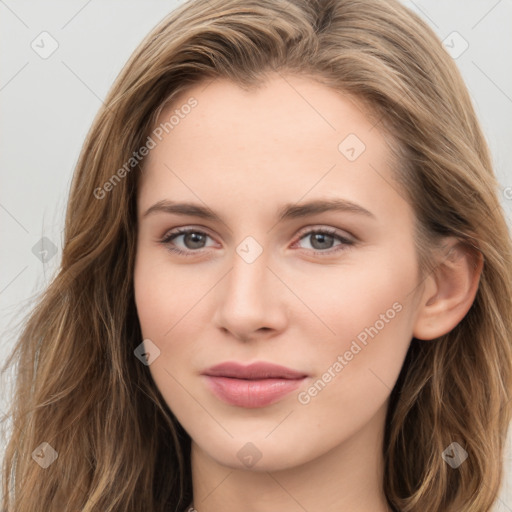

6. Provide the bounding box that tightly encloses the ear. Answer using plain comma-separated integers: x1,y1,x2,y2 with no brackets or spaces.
413,238,483,341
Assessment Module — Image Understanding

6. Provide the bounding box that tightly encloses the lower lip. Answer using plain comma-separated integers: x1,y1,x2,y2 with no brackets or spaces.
203,375,306,408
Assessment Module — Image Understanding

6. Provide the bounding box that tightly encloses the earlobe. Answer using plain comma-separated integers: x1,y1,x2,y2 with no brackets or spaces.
413,239,483,341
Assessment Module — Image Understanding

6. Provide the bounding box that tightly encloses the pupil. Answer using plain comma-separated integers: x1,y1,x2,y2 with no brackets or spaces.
312,233,333,249
186,232,205,249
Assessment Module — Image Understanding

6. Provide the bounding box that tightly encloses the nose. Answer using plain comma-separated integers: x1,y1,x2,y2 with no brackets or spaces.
213,245,288,342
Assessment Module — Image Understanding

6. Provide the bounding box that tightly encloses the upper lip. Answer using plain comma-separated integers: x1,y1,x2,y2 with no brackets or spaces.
202,361,308,380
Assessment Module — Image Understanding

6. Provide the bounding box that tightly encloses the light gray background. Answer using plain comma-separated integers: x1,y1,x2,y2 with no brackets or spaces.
1,0,511,509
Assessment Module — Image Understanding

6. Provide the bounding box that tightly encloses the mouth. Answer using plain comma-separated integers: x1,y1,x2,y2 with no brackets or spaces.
201,361,308,408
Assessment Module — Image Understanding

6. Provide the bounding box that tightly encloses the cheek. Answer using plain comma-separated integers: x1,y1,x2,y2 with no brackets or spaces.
133,248,211,380
298,247,416,394
289,265,415,450
300,245,415,340
133,254,201,404
134,246,198,337
134,268,168,339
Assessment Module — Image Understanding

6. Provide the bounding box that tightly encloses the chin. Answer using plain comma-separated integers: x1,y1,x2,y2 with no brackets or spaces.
193,434,316,473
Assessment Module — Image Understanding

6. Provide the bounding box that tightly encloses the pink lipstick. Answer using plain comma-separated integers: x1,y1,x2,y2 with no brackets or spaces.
201,361,308,408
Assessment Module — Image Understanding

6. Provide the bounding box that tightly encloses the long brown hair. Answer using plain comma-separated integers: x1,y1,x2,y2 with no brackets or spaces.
2,0,511,510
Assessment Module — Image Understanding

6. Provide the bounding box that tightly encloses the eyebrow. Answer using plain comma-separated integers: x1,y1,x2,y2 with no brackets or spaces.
142,198,376,223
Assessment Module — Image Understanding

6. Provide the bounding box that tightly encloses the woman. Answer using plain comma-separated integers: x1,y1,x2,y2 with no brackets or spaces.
2,0,511,510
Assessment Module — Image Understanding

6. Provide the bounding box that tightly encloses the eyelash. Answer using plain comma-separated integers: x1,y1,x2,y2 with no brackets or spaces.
159,226,355,258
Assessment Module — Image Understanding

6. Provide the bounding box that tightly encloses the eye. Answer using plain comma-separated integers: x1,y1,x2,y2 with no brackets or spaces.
293,227,355,256
160,228,216,257
159,226,355,257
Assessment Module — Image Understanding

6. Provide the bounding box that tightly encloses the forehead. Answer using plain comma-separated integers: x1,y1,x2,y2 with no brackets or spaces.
151,74,379,153
137,74,410,226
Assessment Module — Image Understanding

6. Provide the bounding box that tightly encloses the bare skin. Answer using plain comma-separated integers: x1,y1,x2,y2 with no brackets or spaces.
134,73,482,512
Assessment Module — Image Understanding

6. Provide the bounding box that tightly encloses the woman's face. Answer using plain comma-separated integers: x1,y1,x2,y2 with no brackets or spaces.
134,73,425,471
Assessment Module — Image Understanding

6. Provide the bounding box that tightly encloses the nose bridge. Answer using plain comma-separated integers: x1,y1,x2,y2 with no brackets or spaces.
226,240,270,307
214,236,282,336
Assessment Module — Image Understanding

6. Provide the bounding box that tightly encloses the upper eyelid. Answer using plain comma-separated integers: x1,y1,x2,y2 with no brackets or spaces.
295,225,353,240
161,226,218,243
